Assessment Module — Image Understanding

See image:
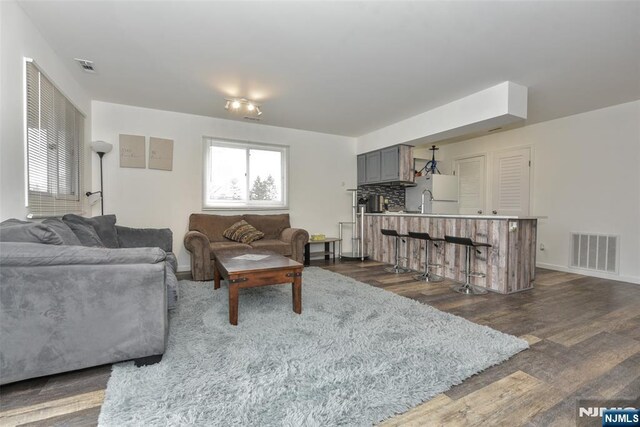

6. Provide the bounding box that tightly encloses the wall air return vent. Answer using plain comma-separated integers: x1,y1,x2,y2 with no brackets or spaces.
74,58,95,73
570,232,618,274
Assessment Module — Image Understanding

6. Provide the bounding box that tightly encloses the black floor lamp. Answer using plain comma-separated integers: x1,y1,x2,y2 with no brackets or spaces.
86,140,113,215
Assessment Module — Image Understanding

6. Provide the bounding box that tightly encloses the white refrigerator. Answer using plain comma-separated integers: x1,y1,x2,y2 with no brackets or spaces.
405,174,459,214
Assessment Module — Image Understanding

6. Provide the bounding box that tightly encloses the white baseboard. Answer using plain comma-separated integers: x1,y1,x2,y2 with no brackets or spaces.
536,262,640,285
178,261,640,284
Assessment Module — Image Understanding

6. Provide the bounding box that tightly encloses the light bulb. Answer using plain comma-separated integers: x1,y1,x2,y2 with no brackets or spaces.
231,100,241,109
256,107,262,116
224,100,231,110
246,103,255,112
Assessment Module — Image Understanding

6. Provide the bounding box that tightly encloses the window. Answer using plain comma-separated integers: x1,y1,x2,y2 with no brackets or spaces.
25,60,85,217
203,138,288,209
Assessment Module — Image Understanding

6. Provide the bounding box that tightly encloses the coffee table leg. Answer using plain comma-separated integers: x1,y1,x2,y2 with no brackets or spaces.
214,265,221,290
292,275,302,314
229,283,239,325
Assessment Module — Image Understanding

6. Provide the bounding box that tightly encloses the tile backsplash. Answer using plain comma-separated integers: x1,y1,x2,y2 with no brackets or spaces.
357,184,406,210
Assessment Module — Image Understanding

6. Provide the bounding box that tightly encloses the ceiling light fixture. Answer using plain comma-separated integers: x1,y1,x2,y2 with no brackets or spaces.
225,98,262,116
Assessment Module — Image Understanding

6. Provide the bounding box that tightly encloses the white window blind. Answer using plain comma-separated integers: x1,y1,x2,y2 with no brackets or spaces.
26,60,85,217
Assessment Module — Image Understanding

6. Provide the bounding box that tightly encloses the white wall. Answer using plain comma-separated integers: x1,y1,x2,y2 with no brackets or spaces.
91,101,357,270
0,1,91,220
414,101,640,283
357,82,528,154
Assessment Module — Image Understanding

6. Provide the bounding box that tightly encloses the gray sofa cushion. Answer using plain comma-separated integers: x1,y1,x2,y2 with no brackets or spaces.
63,214,119,248
116,226,173,252
0,219,30,226
87,215,119,248
165,252,178,273
165,252,179,310
42,218,82,246
62,215,104,247
0,242,166,267
0,219,63,245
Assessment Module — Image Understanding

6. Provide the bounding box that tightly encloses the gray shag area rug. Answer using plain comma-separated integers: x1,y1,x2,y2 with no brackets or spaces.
99,267,528,426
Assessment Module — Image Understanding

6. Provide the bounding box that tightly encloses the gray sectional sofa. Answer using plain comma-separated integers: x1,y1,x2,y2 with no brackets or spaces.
0,215,177,385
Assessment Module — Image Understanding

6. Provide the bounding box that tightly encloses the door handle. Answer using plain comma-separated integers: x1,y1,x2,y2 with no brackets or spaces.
477,210,483,214
492,210,498,214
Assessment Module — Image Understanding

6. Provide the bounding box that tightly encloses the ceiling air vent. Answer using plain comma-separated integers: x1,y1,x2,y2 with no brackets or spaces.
74,58,96,73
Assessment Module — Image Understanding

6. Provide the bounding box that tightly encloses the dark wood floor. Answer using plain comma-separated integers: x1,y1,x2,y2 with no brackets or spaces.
1,260,639,426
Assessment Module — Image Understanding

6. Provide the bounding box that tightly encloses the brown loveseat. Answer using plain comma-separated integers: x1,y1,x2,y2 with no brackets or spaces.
184,213,309,281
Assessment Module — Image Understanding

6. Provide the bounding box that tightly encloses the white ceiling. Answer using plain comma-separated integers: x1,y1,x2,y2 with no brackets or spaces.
18,1,640,137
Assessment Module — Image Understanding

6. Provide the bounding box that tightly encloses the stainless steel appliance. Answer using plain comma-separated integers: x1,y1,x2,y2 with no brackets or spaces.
367,195,385,213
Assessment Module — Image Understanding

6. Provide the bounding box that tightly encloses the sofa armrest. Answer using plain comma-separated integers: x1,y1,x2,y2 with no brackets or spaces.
0,242,166,267
183,230,211,254
0,254,167,384
280,228,309,264
116,225,173,252
183,231,213,281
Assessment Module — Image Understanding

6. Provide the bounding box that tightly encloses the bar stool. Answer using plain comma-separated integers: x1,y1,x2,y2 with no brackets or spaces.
381,229,410,274
408,231,444,282
444,235,492,295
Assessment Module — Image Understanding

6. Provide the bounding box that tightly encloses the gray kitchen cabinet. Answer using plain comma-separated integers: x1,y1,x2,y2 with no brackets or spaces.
381,146,400,181
365,151,381,183
358,145,413,185
357,154,366,185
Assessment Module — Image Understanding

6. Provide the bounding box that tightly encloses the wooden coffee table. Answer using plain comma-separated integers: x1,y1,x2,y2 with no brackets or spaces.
213,250,303,325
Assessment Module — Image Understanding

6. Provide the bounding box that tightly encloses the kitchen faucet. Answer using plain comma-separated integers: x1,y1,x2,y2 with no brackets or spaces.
421,189,434,214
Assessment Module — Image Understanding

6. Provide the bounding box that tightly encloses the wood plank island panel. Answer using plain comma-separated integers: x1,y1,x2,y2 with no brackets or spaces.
363,214,538,294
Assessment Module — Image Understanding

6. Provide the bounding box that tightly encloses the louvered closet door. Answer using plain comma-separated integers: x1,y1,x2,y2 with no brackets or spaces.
491,148,531,216
455,155,486,215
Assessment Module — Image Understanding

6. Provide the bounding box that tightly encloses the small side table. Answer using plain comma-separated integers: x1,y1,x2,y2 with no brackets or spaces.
304,237,340,266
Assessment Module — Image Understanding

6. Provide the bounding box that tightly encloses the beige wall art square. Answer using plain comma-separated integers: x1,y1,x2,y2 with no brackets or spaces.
149,137,174,171
119,134,146,168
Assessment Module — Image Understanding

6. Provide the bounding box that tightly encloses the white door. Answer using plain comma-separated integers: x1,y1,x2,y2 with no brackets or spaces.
454,155,486,215
491,148,531,216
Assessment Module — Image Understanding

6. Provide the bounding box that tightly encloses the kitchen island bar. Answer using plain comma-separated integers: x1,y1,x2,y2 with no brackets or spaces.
364,213,539,294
